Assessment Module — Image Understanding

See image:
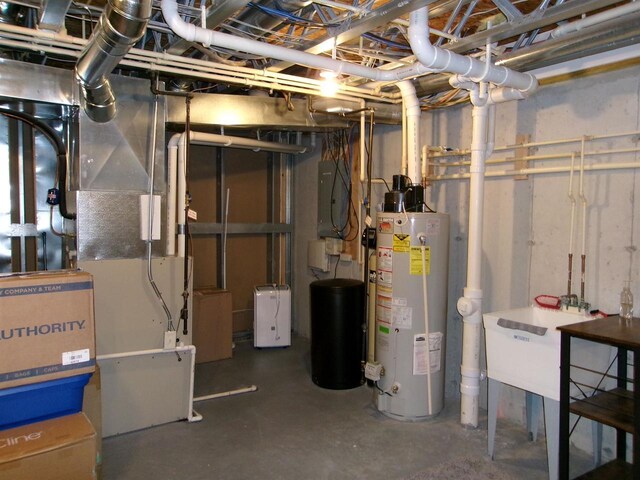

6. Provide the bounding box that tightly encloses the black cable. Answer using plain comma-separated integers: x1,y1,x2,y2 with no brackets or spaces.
0,108,76,220
374,177,391,192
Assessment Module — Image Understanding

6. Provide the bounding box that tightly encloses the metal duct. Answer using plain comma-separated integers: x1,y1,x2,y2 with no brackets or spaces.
413,10,640,97
75,0,152,123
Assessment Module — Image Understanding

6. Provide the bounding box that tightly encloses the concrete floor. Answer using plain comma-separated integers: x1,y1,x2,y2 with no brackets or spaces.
103,337,584,480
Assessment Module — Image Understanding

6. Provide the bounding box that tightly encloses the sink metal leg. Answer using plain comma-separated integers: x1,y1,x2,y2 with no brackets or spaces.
526,391,543,442
544,397,560,480
488,378,501,460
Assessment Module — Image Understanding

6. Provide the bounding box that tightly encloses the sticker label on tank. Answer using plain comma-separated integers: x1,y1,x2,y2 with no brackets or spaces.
377,294,392,309
392,297,407,307
410,246,431,275
376,304,392,325
392,306,412,329
378,218,394,234
393,234,410,253
377,247,393,271
425,218,441,236
377,270,393,288
413,332,443,375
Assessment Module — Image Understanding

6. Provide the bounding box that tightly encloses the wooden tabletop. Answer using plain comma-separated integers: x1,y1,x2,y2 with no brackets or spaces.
557,315,640,349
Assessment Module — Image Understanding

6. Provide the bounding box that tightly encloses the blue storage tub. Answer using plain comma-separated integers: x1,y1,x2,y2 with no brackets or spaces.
0,373,91,430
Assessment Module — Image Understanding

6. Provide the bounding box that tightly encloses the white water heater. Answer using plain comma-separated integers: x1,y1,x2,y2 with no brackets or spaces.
375,212,449,420
254,285,291,348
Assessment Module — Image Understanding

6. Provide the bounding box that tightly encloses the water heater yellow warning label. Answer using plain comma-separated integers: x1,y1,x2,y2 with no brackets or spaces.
410,246,430,275
393,234,410,252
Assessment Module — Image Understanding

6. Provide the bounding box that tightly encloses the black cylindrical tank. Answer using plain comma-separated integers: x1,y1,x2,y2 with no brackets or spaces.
310,278,365,389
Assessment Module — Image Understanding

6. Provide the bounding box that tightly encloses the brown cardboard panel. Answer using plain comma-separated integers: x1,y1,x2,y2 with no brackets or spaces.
0,413,97,480
192,236,219,290
193,288,232,363
227,235,268,332
0,270,96,389
189,144,219,223
225,150,269,224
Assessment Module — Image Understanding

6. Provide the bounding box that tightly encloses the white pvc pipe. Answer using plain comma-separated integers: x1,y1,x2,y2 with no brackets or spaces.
568,152,577,258
409,8,538,94
190,131,307,154
429,161,640,180
421,144,428,182
194,385,258,402
161,0,432,83
579,137,588,275
552,1,640,39
97,345,202,423
166,133,180,256
397,81,421,184
359,100,366,183
177,133,187,258
458,100,490,428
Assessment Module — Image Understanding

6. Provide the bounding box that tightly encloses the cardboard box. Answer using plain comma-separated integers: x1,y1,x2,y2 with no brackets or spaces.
0,413,97,480
193,288,232,363
0,270,96,389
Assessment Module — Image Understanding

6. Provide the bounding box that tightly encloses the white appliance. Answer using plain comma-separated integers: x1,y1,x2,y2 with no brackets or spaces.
254,285,291,348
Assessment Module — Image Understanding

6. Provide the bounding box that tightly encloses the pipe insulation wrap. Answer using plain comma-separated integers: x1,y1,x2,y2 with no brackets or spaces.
76,0,152,122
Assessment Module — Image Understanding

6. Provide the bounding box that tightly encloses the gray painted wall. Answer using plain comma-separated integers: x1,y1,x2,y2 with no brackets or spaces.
292,64,640,457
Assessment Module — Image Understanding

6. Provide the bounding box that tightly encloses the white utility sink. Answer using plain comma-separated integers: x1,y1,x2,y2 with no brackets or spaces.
484,306,612,401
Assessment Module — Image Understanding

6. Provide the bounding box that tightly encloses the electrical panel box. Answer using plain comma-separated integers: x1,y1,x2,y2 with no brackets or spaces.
317,160,348,238
254,285,291,348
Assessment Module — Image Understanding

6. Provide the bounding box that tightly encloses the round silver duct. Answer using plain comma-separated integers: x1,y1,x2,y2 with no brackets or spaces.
75,0,152,123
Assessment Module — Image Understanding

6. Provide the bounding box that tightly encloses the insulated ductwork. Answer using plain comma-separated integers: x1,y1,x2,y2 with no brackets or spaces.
75,0,152,123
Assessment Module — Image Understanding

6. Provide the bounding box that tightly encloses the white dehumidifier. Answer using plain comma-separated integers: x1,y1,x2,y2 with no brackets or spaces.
253,285,291,348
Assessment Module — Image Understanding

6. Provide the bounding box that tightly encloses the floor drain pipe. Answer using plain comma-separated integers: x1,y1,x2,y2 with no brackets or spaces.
75,0,152,122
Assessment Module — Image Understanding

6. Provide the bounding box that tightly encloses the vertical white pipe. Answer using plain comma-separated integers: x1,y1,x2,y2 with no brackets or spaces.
459,100,490,428
177,133,187,258
401,99,408,176
579,137,587,258
397,81,421,184
421,144,428,186
568,152,577,257
166,133,181,256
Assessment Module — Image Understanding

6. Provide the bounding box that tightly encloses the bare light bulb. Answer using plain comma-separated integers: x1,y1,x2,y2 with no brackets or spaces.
319,71,339,97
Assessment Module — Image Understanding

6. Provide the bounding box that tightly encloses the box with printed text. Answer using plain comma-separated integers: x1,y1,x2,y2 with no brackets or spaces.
0,270,96,389
0,412,97,480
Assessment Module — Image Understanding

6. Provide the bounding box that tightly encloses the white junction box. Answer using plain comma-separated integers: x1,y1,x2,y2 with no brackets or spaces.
254,285,291,348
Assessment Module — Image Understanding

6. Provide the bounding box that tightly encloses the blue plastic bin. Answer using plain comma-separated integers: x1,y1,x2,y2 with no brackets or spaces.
0,373,91,430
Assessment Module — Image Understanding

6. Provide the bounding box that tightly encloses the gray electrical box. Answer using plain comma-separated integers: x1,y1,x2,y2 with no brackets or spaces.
317,160,349,238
